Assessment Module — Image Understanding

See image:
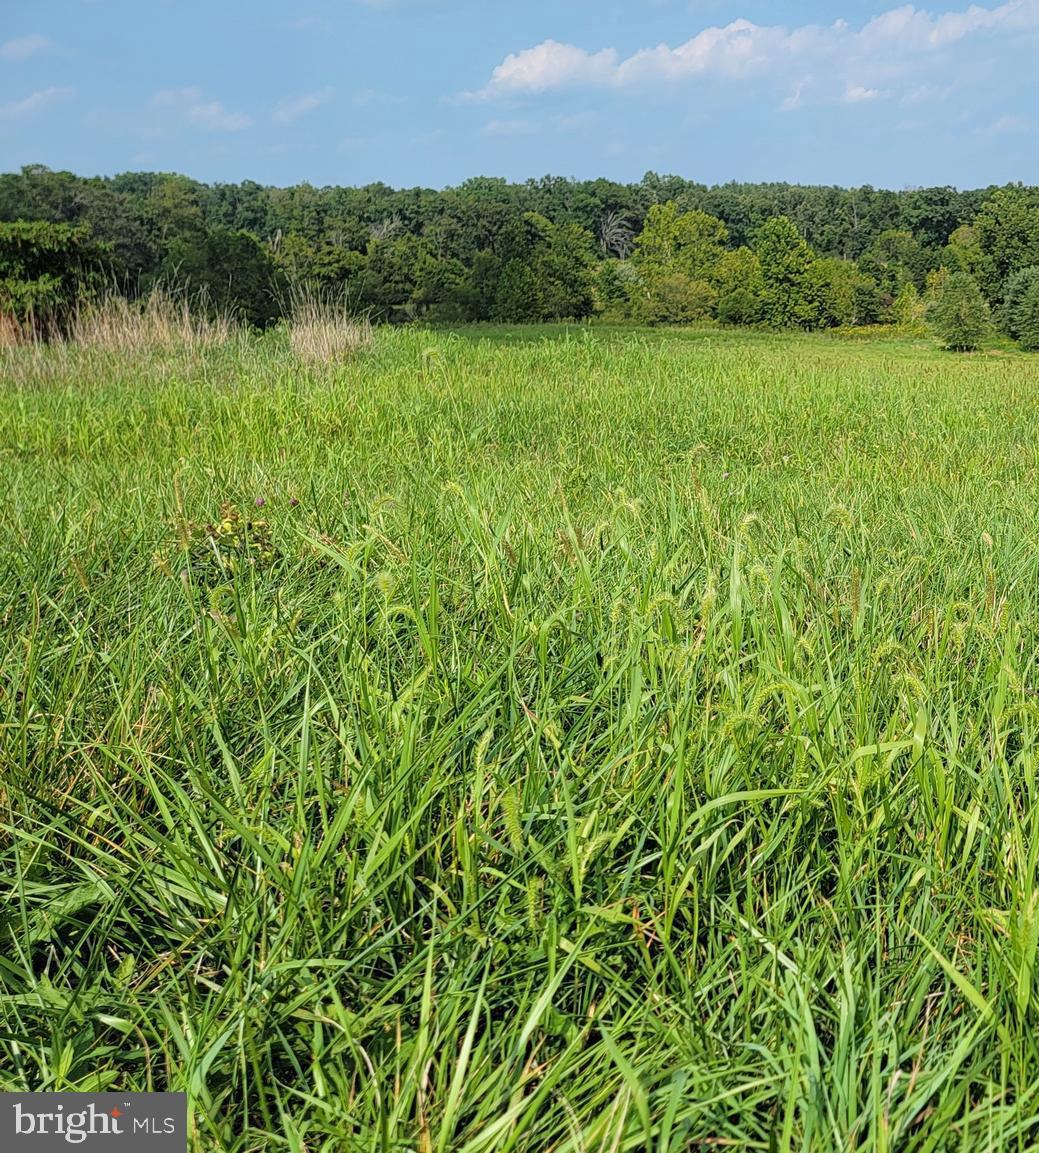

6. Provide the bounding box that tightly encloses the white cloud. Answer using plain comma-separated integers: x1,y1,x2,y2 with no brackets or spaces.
614,19,811,86
0,86,74,121
1,34,52,60
153,86,252,132
189,102,251,131
862,0,1039,49
468,0,1039,106
273,87,335,125
844,84,882,102
469,40,618,99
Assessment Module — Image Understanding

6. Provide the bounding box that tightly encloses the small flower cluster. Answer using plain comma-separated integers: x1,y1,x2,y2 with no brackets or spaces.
164,501,280,585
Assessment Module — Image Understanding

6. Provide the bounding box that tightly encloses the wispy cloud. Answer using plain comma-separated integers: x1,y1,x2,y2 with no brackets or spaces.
0,86,74,121
992,113,1034,132
553,111,599,133
153,86,252,132
781,77,811,111
273,87,335,125
844,84,882,103
903,82,955,104
466,0,1039,107
1,34,53,60
482,117,539,136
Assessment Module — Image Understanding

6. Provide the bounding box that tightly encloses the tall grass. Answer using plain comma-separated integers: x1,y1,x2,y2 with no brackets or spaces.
286,283,372,363
2,326,1039,1150
70,286,238,352
2,286,371,386
0,310,27,349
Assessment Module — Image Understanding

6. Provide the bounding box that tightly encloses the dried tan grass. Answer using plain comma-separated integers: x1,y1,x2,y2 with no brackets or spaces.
70,287,238,353
0,312,33,350
287,286,372,364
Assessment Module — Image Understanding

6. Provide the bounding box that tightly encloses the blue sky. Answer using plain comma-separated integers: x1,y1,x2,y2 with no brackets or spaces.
1,0,1036,189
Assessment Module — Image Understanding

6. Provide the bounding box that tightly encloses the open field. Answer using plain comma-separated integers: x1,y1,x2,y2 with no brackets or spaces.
4,326,1039,1150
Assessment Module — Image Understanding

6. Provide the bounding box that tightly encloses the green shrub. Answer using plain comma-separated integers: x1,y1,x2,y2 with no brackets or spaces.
893,282,927,333
594,260,632,320
928,271,990,351
717,288,763,326
633,272,717,325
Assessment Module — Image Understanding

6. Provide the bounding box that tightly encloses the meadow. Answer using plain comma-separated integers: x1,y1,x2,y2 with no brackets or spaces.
3,324,1039,1151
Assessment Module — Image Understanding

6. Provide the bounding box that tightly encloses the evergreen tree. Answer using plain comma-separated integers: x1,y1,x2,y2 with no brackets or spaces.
1001,267,1039,343
1017,281,1039,351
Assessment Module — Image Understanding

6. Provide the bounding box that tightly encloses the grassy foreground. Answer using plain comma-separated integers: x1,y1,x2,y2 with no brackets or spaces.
3,327,1039,1150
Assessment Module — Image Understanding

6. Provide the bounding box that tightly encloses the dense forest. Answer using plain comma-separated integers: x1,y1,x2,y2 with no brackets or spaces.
2,164,1039,346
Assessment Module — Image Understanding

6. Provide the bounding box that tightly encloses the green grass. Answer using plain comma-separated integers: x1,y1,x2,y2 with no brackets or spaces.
3,325,1039,1150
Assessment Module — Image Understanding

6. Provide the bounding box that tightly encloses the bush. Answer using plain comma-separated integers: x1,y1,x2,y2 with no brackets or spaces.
928,272,990,351
717,288,763,326
893,282,927,333
634,272,717,325
593,260,632,321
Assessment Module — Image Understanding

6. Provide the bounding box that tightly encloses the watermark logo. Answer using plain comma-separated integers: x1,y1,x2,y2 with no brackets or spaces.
4,1094,185,1152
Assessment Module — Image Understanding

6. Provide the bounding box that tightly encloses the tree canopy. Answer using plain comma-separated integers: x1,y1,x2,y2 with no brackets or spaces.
1,165,1038,349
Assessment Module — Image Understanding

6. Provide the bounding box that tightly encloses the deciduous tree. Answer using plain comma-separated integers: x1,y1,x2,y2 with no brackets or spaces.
755,216,817,329
929,272,990,351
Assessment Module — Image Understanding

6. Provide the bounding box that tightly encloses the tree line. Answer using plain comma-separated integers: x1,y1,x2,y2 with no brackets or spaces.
1,164,1038,348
